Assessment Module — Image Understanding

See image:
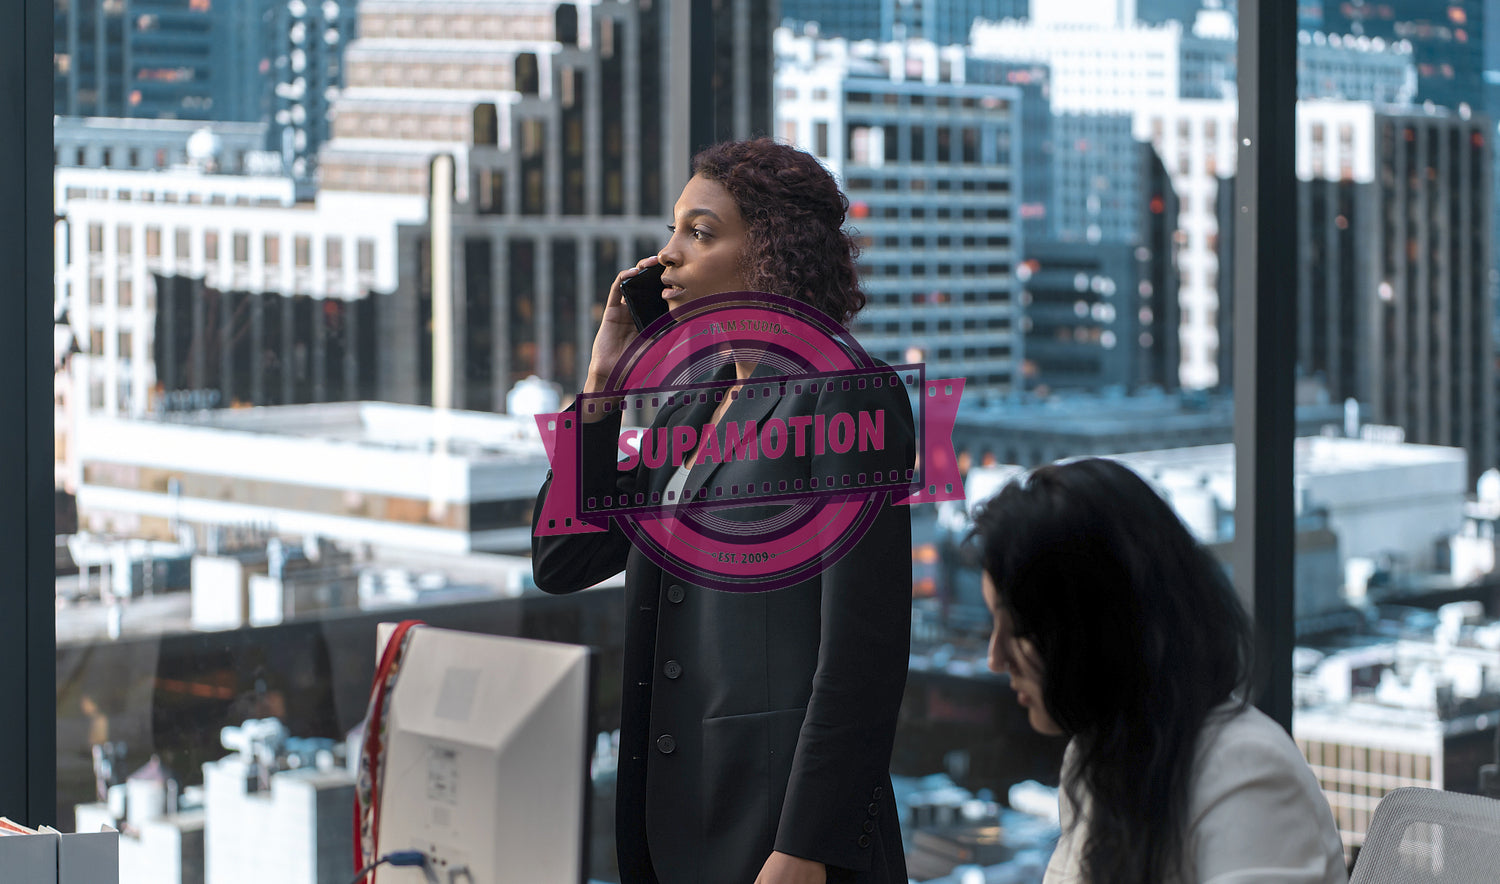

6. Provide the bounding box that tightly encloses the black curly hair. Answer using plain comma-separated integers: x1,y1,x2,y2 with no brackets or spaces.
690,138,866,325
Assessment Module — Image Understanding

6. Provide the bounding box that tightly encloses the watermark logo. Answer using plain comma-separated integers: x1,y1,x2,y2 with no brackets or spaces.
535,292,964,591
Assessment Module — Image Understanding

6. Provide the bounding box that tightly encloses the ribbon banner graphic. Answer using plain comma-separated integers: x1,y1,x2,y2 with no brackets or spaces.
535,292,964,592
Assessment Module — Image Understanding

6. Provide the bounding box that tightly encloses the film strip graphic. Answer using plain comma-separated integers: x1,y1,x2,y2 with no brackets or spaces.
534,366,965,536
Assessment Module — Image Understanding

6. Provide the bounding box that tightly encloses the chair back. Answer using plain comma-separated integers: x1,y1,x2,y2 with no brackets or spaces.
1349,787,1500,884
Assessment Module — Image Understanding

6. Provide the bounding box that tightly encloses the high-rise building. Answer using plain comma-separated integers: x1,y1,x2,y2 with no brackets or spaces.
1316,0,1485,112
1299,31,1420,105
53,0,357,187
779,0,1028,45
1050,112,1140,244
53,117,274,173
1217,103,1498,485
1017,240,1138,392
972,8,1419,388
774,31,1024,395
1018,140,1182,394
320,0,775,407
1130,97,1237,388
52,159,421,419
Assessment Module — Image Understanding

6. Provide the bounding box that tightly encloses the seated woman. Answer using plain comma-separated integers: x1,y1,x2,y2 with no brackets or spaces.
967,458,1346,884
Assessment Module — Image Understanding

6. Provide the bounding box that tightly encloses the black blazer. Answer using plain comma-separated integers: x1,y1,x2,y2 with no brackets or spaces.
532,361,915,884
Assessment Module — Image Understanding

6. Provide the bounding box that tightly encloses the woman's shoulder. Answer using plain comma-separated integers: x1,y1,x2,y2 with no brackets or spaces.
1194,703,1309,773
1187,702,1327,819
1183,707,1348,883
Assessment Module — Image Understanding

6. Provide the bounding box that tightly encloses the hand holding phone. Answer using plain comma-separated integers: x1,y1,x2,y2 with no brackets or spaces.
620,263,670,333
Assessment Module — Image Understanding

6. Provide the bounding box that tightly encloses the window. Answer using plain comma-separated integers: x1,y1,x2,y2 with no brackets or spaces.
6,10,1351,884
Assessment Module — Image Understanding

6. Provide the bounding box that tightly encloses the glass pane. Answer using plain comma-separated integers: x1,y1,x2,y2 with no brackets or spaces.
1291,0,1500,872
776,2,1239,881
47,3,1344,884
54,2,680,882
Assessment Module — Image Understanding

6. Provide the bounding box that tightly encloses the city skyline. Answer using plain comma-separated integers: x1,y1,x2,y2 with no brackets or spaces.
38,2,1500,882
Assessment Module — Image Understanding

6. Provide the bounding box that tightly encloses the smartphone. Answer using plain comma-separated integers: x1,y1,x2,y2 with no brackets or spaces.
620,263,670,332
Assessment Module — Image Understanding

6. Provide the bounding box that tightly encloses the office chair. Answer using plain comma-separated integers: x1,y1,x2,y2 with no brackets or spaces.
1348,787,1500,883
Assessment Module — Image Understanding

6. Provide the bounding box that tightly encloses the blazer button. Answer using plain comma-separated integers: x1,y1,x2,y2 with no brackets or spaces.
873,785,885,799
663,660,683,679
667,584,685,603
862,820,875,834
857,834,871,848
866,802,879,816
656,734,676,755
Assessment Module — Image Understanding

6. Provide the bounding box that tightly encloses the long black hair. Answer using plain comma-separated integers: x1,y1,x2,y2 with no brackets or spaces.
967,458,1254,884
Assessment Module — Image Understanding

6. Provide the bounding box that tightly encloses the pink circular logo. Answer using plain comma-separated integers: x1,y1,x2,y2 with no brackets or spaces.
535,292,966,592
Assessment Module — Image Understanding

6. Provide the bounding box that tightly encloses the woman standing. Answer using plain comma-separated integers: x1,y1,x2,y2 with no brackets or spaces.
968,458,1347,884
532,139,914,884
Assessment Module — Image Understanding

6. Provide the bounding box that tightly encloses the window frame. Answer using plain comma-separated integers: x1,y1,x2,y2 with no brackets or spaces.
0,0,1300,825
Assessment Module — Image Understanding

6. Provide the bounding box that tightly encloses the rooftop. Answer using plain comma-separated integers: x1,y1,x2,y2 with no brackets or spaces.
165,401,546,462
956,389,1345,438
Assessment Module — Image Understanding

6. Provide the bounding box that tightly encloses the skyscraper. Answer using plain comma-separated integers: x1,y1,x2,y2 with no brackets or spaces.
53,0,357,186
1318,0,1485,111
1217,104,1497,484
319,0,775,407
775,31,1025,395
779,0,1028,45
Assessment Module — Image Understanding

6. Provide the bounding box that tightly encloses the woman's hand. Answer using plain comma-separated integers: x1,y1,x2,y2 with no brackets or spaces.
583,256,661,397
753,851,826,884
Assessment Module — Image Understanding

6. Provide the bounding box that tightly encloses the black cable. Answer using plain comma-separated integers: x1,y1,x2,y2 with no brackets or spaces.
347,859,388,884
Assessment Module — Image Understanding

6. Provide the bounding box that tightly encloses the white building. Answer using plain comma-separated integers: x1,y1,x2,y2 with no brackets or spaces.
1108,434,1468,570
53,161,426,492
74,402,552,557
201,755,352,884
1119,98,1383,388
1294,607,1500,857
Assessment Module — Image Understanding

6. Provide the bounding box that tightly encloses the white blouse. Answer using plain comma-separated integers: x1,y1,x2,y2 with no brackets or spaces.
664,457,695,503
1044,704,1347,884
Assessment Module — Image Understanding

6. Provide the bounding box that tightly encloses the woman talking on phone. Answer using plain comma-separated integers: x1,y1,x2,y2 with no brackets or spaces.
531,139,915,884
968,459,1347,884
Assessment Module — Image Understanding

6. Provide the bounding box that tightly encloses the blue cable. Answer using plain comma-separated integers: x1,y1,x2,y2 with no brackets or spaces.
347,850,429,883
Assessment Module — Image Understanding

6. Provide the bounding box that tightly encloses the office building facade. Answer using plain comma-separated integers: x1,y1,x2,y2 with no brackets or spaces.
319,0,775,408
1217,104,1497,484
53,0,356,186
54,117,275,173
52,162,423,495
775,32,1024,395
1018,240,1139,393
779,0,1027,45
1315,0,1485,111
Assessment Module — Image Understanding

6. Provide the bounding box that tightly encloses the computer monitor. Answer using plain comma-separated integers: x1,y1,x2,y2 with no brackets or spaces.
373,624,595,883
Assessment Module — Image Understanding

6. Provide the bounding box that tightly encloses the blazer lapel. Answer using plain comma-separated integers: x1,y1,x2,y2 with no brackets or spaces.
645,368,731,499
680,361,785,504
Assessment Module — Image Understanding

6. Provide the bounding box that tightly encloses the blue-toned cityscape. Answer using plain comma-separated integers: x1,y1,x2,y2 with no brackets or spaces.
47,1,1500,882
